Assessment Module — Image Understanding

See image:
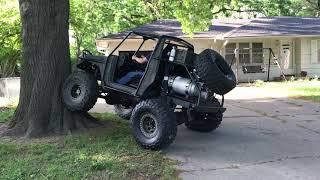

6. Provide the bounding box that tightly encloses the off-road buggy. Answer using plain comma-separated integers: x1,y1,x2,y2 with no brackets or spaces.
62,31,236,150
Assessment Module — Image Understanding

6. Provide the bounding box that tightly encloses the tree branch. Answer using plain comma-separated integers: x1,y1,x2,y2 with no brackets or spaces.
120,15,138,25
212,7,260,15
305,0,320,10
143,1,161,20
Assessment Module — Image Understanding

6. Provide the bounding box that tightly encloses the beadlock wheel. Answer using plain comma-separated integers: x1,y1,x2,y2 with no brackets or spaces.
131,98,177,150
62,71,98,112
139,113,158,138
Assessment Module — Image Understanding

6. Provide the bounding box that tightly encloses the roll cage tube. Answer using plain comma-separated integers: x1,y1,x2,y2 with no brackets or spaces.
133,39,146,57
109,31,159,57
132,31,160,40
109,31,194,57
133,37,157,57
109,32,133,56
162,35,194,51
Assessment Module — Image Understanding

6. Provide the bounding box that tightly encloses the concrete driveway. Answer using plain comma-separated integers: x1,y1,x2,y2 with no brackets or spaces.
91,87,320,180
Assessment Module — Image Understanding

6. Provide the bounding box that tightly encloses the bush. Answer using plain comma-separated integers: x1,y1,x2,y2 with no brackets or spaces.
253,79,265,87
0,0,21,78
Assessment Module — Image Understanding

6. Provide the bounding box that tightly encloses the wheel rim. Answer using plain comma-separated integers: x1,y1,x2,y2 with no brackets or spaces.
139,113,158,138
70,84,82,99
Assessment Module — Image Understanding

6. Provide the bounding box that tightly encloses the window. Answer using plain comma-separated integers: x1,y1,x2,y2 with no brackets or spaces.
311,40,320,63
239,43,250,64
224,42,264,64
252,43,263,63
225,43,236,65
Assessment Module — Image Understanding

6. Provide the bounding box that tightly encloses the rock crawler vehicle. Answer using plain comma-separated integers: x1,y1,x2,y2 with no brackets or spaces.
62,31,237,150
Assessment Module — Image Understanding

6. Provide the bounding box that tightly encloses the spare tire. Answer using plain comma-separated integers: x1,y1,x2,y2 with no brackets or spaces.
195,49,236,95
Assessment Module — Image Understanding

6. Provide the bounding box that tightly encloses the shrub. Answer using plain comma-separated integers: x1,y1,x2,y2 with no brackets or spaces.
0,0,21,78
253,79,265,87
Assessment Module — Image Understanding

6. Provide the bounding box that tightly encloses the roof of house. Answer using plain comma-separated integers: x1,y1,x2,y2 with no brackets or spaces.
227,17,320,38
100,17,320,40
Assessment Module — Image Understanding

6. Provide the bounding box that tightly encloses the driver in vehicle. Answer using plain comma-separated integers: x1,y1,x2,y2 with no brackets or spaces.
116,44,173,85
116,54,149,85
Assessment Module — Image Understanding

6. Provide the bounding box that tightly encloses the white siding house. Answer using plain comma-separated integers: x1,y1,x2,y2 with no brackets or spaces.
96,17,320,82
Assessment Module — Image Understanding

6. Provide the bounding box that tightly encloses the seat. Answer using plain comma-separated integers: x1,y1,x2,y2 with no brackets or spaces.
128,75,142,88
118,53,129,68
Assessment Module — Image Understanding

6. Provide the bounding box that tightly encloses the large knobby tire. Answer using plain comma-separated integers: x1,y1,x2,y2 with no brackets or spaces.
131,98,177,150
114,105,133,120
185,110,223,133
195,49,236,95
62,71,98,112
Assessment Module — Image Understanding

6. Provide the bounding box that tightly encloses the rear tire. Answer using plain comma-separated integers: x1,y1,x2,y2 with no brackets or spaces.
114,105,133,120
62,71,98,112
195,49,236,95
131,98,177,150
185,111,223,132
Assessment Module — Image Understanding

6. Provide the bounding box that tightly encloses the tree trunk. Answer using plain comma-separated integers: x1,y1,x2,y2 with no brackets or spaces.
3,0,99,137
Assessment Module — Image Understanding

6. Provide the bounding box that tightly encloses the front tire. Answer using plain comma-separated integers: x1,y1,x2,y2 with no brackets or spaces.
62,71,98,112
131,98,177,150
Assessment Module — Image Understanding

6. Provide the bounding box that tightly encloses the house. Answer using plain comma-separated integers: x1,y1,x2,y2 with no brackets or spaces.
96,17,320,82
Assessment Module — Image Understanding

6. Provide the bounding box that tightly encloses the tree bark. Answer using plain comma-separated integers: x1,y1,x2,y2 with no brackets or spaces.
3,0,99,137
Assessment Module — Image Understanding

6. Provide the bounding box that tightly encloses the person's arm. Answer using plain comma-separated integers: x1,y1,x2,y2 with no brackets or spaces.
132,55,148,64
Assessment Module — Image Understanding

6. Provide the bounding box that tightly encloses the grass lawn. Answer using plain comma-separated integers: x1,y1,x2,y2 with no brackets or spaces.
0,101,16,123
253,80,320,103
0,110,178,179
0,107,15,123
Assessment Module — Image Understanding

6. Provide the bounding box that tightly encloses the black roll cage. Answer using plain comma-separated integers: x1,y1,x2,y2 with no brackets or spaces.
103,31,196,98
109,31,194,57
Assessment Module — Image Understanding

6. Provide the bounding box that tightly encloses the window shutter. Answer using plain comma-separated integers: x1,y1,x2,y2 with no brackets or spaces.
311,40,318,64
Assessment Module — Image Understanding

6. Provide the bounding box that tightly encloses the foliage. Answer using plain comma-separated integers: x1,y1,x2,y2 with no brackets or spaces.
253,79,265,87
207,0,319,18
0,113,177,179
251,0,319,16
172,0,226,34
301,0,320,16
0,0,21,78
240,0,301,16
69,0,154,57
